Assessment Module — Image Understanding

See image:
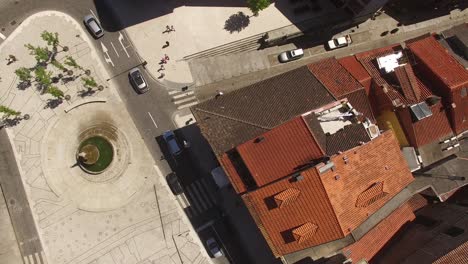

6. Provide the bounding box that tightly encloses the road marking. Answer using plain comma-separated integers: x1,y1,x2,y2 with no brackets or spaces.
177,101,199,110
0,32,6,40
100,42,114,67
110,42,120,57
173,91,195,99
168,90,179,95
118,32,130,58
147,112,158,128
174,96,197,105
90,9,100,23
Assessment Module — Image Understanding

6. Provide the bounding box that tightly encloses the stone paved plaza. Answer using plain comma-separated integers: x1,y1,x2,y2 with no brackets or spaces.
0,12,208,264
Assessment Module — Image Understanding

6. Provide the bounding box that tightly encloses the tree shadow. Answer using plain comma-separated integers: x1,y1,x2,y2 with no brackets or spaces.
17,81,31,90
44,98,63,109
77,88,96,98
61,76,75,84
0,116,23,128
224,12,250,33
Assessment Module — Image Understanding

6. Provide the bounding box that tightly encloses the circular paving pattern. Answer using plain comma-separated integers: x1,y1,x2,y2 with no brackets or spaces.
41,101,152,211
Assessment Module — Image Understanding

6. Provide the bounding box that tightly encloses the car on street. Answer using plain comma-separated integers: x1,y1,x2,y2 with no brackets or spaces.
128,68,149,93
166,172,183,195
278,48,304,63
326,35,352,50
163,130,182,156
206,238,224,258
83,14,104,39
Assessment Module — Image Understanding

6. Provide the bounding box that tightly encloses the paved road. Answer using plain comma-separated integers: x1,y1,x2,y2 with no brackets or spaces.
0,130,45,264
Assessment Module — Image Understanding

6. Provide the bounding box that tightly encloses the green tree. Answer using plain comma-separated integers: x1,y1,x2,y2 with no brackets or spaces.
41,31,69,52
64,56,83,70
81,77,97,88
247,0,271,15
51,60,66,71
24,44,50,63
15,67,32,82
35,66,52,88
0,105,21,117
46,86,64,98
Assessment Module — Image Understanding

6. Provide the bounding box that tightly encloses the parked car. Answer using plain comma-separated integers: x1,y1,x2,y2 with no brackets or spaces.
83,14,104,38
166,172,183,195
278,48,304,63
163,130,182,156
128,68,149,93
206,238,224,258
327,35,352,50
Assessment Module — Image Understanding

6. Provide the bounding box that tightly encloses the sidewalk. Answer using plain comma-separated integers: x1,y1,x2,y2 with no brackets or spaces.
0,11,209,264
124,1,302,87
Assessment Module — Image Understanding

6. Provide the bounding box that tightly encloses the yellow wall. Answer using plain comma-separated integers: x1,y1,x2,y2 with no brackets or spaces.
376,111,409,147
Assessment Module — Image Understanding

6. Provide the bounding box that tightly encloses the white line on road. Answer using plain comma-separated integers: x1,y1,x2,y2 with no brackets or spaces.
0,32,6,40
100,42,114,67
110,42,120,57
168,90,180,95
173,91,195,99
118,32,130,58
177,101,199,110
90,9,100,23
174,96,197,105
147,112,158,128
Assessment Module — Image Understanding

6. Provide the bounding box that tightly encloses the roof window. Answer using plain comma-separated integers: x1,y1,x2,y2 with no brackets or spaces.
410,102,432,121
355,181,388,208
274,188,301,208
292,222,318,243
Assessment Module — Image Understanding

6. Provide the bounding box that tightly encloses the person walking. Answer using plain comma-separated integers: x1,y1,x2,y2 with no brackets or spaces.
170,25,175,32
164,54,170,61
164,41,170,48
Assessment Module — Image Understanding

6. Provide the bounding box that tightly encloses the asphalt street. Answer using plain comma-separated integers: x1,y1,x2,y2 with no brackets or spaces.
0,130,44,264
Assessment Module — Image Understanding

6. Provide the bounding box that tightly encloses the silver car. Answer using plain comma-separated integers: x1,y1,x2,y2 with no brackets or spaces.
278,48,304,63
129,68,149,93
83,14,104,39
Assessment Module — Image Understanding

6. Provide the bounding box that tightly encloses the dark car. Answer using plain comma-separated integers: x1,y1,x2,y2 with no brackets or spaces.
163,130,182,156
206,238,224,258
83,15,104,39
129,68,149,93
166,173,183,195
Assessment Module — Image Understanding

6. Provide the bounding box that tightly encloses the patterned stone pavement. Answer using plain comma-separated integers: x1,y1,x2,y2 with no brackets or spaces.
0,11,209,264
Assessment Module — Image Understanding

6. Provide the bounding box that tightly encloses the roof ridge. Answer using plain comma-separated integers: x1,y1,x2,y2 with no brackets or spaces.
193,107,272,130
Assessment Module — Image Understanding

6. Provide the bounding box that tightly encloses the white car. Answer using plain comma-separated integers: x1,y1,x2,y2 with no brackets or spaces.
278,48,304,63
206,238,223,258
327,35,352,50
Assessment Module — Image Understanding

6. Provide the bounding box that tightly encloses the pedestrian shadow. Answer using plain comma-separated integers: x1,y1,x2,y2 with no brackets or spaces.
224,12,250,33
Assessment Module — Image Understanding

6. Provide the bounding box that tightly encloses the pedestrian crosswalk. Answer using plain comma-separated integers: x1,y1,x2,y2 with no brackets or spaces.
183,177,218,218
169,90,199,110
23,251,47,264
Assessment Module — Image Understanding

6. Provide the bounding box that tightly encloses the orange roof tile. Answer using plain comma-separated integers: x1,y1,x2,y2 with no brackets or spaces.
308,58,363,98
338,56,372,94
241,131,413,256
220,153,248,193
242,168,343,256
320,131,414,235
274,188,301,208
236,116,324,187
406,34,468,90
342,202,416,262
292,222,318,243
394,64,421,102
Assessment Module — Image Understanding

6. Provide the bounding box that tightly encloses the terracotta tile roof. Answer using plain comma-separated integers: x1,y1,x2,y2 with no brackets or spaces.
220,153,248,193
355,45,433,107
236,116,325,187
308,58,363,98
241,131,413,256
394,64,421,102
274,188,301,208
396,101,453,147
433,241,468,264
292,222,319,243
342,202,415,262
406,34,468,90
192,66,335,156
320,131,414,235
242,167,344,256
338,56,372,94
